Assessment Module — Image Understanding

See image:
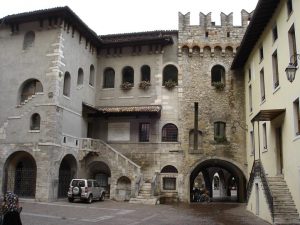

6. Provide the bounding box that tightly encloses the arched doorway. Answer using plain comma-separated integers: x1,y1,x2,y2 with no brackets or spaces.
58,154,77,198
116,176,131,201
88,161,111,197
3,151,37,198
190,159,246,202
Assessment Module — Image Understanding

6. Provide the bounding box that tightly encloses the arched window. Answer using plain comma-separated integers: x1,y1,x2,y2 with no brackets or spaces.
211,65,225,85
23,31,35,50
89,65,95,86
161,165,178,191
141,65,150,81
63,72,71,97
19,79,43,103
122,66,134,84
162,123,178,142
214,121,226,142
30,113,40,130
163,65,178,86
103,68,115,88
77,68,84,86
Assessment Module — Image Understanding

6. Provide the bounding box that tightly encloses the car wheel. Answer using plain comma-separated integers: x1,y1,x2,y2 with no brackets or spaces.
68,197,74,203
87,195,93,204
100,193,105,201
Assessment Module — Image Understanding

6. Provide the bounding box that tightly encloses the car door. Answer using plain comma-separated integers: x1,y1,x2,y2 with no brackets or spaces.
93,181,100,198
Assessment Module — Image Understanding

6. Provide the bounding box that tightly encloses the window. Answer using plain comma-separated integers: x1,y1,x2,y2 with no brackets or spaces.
248,68,251,82
259,46,264,61
205,31,209,38
23,31,35,50
161,165,178,191
161,165,178,173
272,50,279,89
288,25,297,65
272,25,278,42
293,98,300,135
139,123,150,142
20,79,43,103
214,122,226,141
103,68,115,88
249,85,253,113
262,123,267,149
260,69,265,102
162,65,178,86
89,65,95,86
77,68,84,86
211,65,225,85
287,0,293,16
63,72,71,97
141,65,151,81
162,123,178,142
30,113,40,130
122,66,134,84
163,178,176,190
250,131,254,155
227,32,230,38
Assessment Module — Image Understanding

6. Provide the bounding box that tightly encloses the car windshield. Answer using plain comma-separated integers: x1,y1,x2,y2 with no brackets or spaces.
71,180,85,187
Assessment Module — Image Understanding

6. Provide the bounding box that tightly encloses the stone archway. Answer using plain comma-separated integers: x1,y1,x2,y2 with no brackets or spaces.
190,159,246,202
58,154,77,198
116,176,131,201
87,161,111,197
3,151,37,198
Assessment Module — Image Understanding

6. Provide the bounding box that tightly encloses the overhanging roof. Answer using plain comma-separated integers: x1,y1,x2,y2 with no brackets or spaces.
82,102,162,117
251,109,285,122
231,0,280,69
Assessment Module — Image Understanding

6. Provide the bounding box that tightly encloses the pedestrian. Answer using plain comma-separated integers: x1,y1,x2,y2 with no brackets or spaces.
1,192,22,225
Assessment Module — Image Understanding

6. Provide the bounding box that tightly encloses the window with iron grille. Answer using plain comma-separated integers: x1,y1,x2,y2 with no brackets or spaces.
163,177,176,190
139,123,150,142
162,123,178,142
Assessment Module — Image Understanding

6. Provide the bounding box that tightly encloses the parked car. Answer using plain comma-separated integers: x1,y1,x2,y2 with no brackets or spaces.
67,179,106,203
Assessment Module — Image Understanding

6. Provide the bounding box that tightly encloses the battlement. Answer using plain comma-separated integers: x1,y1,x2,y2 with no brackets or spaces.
179,10,252,29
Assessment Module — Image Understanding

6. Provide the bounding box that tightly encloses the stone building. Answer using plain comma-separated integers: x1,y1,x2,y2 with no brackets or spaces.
0,6,251,204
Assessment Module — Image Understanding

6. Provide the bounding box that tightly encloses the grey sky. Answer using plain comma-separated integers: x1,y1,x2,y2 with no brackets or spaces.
0,0,258,35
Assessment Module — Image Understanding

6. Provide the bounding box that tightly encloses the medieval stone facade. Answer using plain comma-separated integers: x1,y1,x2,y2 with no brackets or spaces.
0,6,252,203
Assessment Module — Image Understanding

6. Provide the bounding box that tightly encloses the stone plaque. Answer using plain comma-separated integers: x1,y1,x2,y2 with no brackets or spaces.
108,122,130,141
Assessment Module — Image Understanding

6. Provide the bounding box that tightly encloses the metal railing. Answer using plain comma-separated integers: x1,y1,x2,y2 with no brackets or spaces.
135,174,143,197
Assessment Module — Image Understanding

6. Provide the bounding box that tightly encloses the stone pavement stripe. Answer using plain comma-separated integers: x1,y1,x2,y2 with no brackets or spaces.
129,213,158,225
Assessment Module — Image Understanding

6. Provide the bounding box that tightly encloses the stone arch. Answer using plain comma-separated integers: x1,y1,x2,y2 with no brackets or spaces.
189,158,246,202
30,113,41,130
87,161,111,197
181,45,189,54
3,151,37,198
192,46,200,55
214,46,222,54
58,154,77,198
161,165,178,173
77,68,84,86
225,46,234,57
63,72,71,97
115,176,131,201
203,46,211,56
18,78,43,103
211,64,226,85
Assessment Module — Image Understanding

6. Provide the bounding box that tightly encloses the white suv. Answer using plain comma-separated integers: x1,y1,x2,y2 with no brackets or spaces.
67,179,106,203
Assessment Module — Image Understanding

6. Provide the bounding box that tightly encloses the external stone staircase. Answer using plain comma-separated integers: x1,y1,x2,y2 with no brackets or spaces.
267,176,300,225
129,181,159,205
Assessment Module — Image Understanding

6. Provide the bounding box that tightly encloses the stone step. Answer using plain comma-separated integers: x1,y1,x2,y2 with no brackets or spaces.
129,197,159,205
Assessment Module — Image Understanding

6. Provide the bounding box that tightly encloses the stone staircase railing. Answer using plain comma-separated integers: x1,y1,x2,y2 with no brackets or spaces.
79,138,141,174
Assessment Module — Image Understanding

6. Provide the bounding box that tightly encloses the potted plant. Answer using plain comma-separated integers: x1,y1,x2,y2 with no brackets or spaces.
212,82,225,91
164,80,177,90
139,80,151,90
120,82,133,90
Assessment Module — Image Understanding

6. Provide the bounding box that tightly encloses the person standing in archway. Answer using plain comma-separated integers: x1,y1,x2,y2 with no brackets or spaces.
1,192,23,225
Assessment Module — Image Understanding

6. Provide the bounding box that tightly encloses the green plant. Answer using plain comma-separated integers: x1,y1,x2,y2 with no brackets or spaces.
139,80,151,89
164,80,177,90
120,82,133,90
212,82,225,90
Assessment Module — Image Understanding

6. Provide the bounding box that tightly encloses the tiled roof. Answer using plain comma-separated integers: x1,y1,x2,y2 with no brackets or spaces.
97,105,162,113
231,0,280,69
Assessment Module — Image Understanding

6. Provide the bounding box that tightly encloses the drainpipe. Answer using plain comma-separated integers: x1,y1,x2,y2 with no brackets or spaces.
194,102,198,150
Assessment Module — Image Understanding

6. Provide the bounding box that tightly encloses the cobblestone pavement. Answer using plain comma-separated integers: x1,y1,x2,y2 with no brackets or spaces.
20,199,271,225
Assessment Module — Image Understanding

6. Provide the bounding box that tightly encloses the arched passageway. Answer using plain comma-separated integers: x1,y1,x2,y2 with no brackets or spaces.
190,159,246,202
116,176,131,201
3,151,37,198
58,154,77,198
88,161,111,197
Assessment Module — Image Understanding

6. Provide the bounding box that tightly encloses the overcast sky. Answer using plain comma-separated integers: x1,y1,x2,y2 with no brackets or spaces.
0,0,258,35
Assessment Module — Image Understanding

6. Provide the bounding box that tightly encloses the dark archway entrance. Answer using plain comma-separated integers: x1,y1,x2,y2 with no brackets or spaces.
190,159,246,203
88,161,111,198
58,154,77,198
3,151,37,198
116,176,131,201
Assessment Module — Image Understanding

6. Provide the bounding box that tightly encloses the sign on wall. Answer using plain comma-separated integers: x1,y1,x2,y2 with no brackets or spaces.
108,122,130,141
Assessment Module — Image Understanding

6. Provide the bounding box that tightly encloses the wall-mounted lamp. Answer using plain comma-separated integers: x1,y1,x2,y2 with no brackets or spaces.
285,54,300,83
